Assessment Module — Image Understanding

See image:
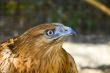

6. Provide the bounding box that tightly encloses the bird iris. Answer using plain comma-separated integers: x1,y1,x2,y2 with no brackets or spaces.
45,29,55,36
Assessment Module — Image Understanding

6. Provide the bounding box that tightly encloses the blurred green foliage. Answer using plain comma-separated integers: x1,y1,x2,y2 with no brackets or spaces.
0,0,110,39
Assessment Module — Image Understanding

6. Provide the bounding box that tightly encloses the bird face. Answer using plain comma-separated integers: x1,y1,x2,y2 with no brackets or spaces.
19,23,76,45
15,23,77,56
44,23,76,40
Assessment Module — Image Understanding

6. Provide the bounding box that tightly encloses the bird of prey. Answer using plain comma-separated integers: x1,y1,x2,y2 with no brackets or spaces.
0,23,78,73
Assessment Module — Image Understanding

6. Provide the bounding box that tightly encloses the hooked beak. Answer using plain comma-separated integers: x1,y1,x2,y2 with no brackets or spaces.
54,24,77,37
63,26,77,36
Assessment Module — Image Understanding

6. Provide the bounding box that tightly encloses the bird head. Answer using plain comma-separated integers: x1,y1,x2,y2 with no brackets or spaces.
15,23,76,54
13,23,77,57
18,23,76,45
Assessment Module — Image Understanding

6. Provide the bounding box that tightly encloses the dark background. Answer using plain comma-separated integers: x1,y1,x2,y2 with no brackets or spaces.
0,0,110,41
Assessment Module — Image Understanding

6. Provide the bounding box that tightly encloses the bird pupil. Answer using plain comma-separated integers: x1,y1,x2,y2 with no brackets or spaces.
48,31,53,35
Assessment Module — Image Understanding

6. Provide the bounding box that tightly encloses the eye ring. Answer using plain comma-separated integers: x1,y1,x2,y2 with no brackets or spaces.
45,29,54,36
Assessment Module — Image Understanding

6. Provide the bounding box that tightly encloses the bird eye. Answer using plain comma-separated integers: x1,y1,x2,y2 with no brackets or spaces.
45,29,54,36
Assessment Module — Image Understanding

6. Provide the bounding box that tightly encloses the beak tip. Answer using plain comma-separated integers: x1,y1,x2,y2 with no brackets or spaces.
72,30,77,36
68,27,77,36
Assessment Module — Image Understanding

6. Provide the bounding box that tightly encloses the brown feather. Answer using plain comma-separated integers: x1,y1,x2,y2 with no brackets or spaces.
0,23,78,73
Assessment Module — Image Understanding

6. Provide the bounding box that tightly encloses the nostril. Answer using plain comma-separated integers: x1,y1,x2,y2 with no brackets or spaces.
65,29,68,31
